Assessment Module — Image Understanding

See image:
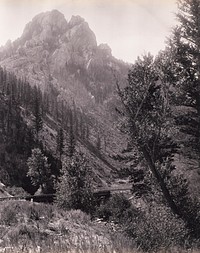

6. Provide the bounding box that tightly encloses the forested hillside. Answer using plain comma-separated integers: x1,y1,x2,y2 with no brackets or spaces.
0,65,122,194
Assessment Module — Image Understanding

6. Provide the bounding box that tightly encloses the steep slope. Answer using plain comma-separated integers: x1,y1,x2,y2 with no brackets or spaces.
0,10,129,185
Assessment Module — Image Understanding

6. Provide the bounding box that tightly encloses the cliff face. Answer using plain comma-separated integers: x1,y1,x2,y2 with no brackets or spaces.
0,10,127,105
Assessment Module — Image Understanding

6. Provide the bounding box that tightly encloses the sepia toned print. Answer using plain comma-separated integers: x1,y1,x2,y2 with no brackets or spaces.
0,0,199,252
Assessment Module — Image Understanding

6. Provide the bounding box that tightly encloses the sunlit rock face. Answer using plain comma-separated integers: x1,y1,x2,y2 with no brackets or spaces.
0,9,127,104
21,10,68,42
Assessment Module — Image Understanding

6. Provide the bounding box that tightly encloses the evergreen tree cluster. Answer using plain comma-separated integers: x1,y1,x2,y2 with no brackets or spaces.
0,66,96,198
117,0,200,239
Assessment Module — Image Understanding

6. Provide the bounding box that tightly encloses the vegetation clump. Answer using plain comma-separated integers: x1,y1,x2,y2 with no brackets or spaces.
56,151,95,214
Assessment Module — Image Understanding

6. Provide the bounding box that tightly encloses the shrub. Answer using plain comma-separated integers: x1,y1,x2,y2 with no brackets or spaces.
0,201,19,225
96,193,139,223
0,200,54,226
126,204,188,251
7,224,38,245
96,194,189,251
6,186,27,196
67,209,91,225
56,152,95,214
25,202,54,223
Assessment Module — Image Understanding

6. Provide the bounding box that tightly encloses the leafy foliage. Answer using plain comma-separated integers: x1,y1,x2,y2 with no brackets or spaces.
96,193,138,223
27,148,51,193
117,47,200,237
56,151,94,214
126,204,187,252
119,54,176,163
117,54,181,216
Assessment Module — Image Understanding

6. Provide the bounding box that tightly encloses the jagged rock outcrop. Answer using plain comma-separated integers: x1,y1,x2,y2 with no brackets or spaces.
0,9,128,104
21,10,68,44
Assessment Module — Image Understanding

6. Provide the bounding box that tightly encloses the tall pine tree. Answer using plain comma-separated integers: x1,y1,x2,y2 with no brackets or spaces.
32,86,43,141
170,0,200,163
117,54,180,217
56,127,64,160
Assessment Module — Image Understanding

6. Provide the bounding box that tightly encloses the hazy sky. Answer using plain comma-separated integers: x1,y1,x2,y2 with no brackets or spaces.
0,0,177,63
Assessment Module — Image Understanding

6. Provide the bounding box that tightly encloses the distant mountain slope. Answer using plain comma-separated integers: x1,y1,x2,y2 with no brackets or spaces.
0,10,129,185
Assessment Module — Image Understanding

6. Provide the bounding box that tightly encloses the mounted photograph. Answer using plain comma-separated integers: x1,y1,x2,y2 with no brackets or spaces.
0,0,199,252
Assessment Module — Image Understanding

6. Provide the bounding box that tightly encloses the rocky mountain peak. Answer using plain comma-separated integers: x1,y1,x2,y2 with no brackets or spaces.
0,10,127,92
21,10,68,43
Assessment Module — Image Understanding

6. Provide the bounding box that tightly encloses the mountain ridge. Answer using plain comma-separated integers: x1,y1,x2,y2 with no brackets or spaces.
0,10,129,186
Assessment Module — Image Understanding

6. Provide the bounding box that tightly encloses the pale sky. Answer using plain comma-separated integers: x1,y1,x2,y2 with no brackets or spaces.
0,0,177,63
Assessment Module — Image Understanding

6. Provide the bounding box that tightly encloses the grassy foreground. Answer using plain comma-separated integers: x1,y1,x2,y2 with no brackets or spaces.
0,200,135,253
0,200,199,253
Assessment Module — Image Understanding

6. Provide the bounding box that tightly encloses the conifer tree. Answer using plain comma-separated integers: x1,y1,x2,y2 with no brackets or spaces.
118,51,200,236
170,0,200,163
163,0,200,235
67,110,76,157
117,54,179,216
27,148,50,192
32,86,43,140
56,127,64,160
56,152,94,213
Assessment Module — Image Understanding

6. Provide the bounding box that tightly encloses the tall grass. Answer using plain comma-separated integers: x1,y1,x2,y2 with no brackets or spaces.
0,200,200,253
0,200,135,253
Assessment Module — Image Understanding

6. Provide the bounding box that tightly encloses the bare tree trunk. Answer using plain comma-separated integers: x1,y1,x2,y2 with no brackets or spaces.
142,146,181,217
